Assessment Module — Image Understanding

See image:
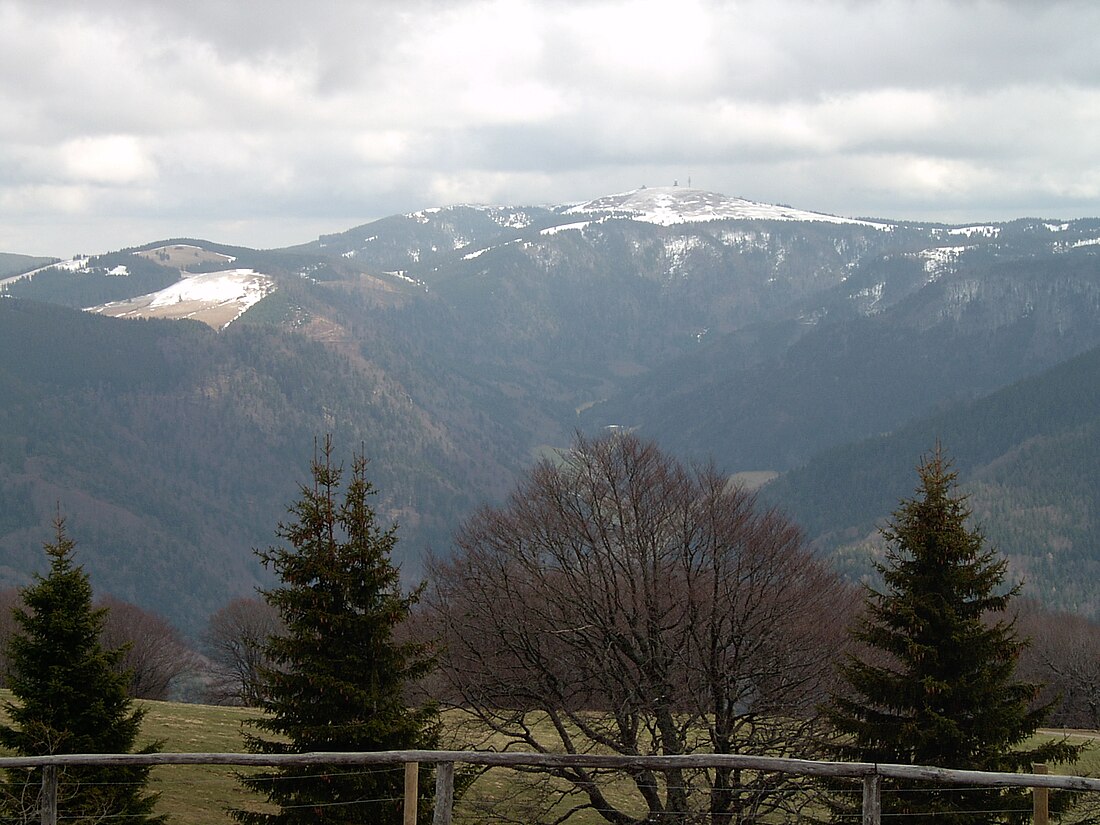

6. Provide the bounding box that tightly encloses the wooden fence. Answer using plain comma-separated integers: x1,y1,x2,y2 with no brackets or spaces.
2,750,1098,825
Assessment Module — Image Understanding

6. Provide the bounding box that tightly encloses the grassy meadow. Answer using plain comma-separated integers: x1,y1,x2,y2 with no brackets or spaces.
135,699,272,824
0,694,269,825
0,693,1096,824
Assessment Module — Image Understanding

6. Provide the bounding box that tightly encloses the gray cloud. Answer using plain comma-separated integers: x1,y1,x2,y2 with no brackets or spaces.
1,0,1098,256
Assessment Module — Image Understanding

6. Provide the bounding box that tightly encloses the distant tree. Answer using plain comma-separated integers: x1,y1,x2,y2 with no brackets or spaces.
98,595,199,700
826,448,1081,824
203,596,283,706
426,431,854,825
0,517,164,824
233,438,439,825
0,587,21,687
1015,600,1100,730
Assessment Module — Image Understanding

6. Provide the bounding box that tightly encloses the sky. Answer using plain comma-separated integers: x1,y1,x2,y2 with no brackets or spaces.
2,0,1099,258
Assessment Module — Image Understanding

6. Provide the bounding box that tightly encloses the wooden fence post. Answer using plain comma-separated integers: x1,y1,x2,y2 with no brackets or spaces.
1033,763,1049,825
404,762,419,825
40,766,57,825
433,761,455,825
862,773,881,825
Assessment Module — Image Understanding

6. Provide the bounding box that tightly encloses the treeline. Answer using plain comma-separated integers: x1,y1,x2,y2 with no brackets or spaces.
0,252,56,279
0,254,180,307
4,432,1100,825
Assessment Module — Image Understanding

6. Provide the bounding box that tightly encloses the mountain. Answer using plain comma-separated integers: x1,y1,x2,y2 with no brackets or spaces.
0,253,58,282
761,342,1100,616
563,186,892,227
4,187,1100,630
583,222,1100,470
0,295,527,634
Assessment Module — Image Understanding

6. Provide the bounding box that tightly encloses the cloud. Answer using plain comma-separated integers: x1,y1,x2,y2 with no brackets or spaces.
59,135,157,185
1,0,1098,256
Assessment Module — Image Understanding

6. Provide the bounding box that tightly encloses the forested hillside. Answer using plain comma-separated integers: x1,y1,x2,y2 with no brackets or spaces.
763,343,1100,615
0,253,56,280
0,296,526,632
5,189,1100,629
585,233,1100,470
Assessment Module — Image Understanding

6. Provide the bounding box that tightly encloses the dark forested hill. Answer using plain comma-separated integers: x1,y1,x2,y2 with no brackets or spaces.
0,253,57,280
761,343,1100,616
0,297,528,633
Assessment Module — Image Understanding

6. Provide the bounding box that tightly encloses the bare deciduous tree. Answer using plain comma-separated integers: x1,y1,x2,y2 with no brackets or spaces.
1015,599,1100,730
202,596,283,706
425,432,855,825
98,596,199,700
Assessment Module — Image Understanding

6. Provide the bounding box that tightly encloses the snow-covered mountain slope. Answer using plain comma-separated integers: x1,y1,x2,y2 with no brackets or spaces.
87,268,274,329
564,187,894,229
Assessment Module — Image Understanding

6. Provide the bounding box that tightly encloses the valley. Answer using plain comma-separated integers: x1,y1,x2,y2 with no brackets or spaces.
3,187,1100,631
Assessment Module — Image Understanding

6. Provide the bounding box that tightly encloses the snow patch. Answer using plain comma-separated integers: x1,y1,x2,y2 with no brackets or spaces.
87,269,274,329
144,270,266,310
384,271,428,290
500,211,535,229
664,235,707,277
407,204,539,232
566,187,893,229
851,282,886,314
540,221,591,236
0,256,89,288
56,257,91,273
717,229,770,250
919,246,967,281
948,225,1000,238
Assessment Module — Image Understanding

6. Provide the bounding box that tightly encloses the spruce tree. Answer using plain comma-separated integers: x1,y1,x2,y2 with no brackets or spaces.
234,439,439,825
0,517,164,824
826,448,1080,824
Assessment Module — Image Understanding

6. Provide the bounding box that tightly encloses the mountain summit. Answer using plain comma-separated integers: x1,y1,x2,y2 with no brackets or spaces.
566,186,891,228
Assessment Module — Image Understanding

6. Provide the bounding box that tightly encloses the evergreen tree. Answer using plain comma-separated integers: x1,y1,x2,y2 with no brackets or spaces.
0,517,164,824
234,438,439,825
826,448,1080,824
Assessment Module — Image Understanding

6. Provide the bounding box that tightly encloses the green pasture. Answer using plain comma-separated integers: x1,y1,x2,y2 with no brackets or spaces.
0,695,1096,825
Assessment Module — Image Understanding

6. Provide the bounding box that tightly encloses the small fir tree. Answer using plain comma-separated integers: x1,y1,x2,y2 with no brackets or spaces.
826,448,1080,824
234,438,439,825
0,517,164,824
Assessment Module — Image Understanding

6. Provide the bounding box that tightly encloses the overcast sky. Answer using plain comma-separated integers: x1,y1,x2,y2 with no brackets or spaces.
2,0,1099,257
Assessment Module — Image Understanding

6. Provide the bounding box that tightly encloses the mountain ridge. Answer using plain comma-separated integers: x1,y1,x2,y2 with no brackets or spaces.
4,187,1100,630
564,186,896,228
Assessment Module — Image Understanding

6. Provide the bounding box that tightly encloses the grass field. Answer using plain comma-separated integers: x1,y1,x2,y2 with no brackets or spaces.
1033,729,1100,774
1,694,1097,824
0,694,267,825
136,699,271,824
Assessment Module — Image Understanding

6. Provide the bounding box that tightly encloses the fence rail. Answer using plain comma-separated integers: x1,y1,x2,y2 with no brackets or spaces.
3,750,1097,825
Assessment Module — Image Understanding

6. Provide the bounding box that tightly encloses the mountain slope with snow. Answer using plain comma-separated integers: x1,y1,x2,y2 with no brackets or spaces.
564,186,893,228
87,268,274,329
5,191,1100,629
